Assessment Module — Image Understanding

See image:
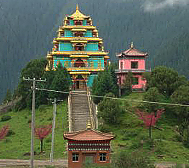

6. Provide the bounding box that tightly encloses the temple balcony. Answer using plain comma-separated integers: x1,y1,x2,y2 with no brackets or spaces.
51,51,108,56
63,25,96,29
67,67,104,72
115,69,151,73
53,37,102,43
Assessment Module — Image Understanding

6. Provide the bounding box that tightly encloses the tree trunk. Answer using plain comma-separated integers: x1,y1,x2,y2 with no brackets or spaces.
40,139,43,153
149,126,152,139
149,115,153,139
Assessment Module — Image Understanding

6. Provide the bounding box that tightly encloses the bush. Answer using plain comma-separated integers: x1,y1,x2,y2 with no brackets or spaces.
45,137,52,143
112,150,155,168
121,130,138,141
84,163,111,168
98,124,111,133
1,115,11,122
6,130,15,137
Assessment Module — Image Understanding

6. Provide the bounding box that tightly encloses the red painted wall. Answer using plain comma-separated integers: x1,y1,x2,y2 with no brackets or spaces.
118,57,147,90
119,58,145,70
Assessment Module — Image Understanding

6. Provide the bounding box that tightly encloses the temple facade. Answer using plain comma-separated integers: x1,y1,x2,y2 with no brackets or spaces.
46,5,109,89
115,43,150,91
64,128,114,168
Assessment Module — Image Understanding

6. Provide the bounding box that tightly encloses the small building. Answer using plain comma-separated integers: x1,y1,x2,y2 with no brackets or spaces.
64,128,114,168
115,43,150,92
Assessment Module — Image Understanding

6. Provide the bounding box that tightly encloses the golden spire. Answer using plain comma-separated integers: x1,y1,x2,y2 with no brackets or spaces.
131,42,134,49
76,4,79,11
70,4,89,20
86,120,91,130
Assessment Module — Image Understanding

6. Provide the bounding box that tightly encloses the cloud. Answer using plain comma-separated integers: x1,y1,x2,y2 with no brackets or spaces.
143,0,189,12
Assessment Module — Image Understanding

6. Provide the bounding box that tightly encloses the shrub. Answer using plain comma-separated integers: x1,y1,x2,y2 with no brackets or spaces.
45,137,52,143
98,124,111,133
112,150,155,168
6,130,15,137
1,115,11,122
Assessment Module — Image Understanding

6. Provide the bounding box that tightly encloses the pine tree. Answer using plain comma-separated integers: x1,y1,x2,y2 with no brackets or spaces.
49,66,71,100
3,89,12,104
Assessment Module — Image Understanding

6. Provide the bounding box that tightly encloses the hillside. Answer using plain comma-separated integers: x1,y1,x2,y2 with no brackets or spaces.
0,102,68,159
100,92,189,164
1,93,189,164
0,0,189,102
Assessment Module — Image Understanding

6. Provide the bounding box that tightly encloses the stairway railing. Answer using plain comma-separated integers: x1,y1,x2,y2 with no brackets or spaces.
87,88,97,129
68,92,72,132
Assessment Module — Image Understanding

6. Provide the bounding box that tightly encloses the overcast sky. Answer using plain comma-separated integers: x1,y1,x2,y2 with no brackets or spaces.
143,0,189,12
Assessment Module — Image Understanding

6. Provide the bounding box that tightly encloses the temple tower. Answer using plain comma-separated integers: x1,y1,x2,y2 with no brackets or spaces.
115,43,150,92
46,5,109,89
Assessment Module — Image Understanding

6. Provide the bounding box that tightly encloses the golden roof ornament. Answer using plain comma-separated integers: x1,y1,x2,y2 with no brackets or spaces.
76,4,79,11
70,4,89,20
86,120,91,130
131,42,134,49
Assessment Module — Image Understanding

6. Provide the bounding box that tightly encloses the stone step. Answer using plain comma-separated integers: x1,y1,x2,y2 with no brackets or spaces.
70,90,91,132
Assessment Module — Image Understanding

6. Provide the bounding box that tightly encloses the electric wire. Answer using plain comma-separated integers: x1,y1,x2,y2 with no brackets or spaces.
35,88,189,107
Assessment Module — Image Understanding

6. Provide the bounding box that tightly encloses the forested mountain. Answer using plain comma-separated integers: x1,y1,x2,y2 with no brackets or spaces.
0,0,189,102
154,32,189,76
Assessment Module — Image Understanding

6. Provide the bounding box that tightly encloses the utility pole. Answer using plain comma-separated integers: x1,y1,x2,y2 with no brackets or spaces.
50,98,57,162
23,77,46,168
48,98,63,162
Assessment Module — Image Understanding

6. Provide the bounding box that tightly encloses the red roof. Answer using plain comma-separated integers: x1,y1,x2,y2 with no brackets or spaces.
64,129,114,141
117,44,148,57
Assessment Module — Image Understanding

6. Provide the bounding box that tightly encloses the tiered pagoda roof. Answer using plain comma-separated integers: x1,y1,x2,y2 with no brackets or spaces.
64,129,114,141
117,42,148,57
68,5,90,20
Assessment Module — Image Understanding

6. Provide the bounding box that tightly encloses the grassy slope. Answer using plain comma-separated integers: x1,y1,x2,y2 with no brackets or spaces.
1,93,189,164
110,93,189,164
0,102,68,160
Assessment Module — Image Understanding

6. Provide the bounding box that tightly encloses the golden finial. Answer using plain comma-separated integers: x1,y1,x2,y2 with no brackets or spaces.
76,4,79,11
86,120,91,130
131,42,134,49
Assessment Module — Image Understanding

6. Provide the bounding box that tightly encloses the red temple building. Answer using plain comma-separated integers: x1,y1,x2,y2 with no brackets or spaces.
115,42,150,92
64,127,114,168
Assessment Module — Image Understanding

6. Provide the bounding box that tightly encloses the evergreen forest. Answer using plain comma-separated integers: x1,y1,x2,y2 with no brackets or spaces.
0,0,189,102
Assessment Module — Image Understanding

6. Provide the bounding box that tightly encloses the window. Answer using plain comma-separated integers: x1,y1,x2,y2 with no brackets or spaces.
99,153,106,161
131,61,138,69
72,153,79,162
74,32,84,37
75,43,84,51
87,20,91,25
75,21,82,25
66,20,70,25
132,77,139,85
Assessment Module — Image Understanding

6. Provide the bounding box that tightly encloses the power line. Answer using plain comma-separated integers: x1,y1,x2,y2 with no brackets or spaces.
35,88,189,107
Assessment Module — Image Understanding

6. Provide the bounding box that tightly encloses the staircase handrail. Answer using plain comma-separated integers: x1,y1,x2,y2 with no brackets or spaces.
68,92,72,132
87,88,96,129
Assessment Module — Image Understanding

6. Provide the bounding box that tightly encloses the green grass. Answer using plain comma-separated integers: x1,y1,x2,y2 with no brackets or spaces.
107,92,189,164
0,102,68,160
1,92,189,165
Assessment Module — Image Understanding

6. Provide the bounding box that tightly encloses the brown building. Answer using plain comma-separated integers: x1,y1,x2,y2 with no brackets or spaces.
64,129,114,168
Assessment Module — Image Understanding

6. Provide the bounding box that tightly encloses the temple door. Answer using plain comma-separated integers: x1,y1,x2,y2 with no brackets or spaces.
83,154,95,165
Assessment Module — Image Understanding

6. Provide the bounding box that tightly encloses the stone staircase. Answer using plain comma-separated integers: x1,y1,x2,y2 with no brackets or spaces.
70,90,90,131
